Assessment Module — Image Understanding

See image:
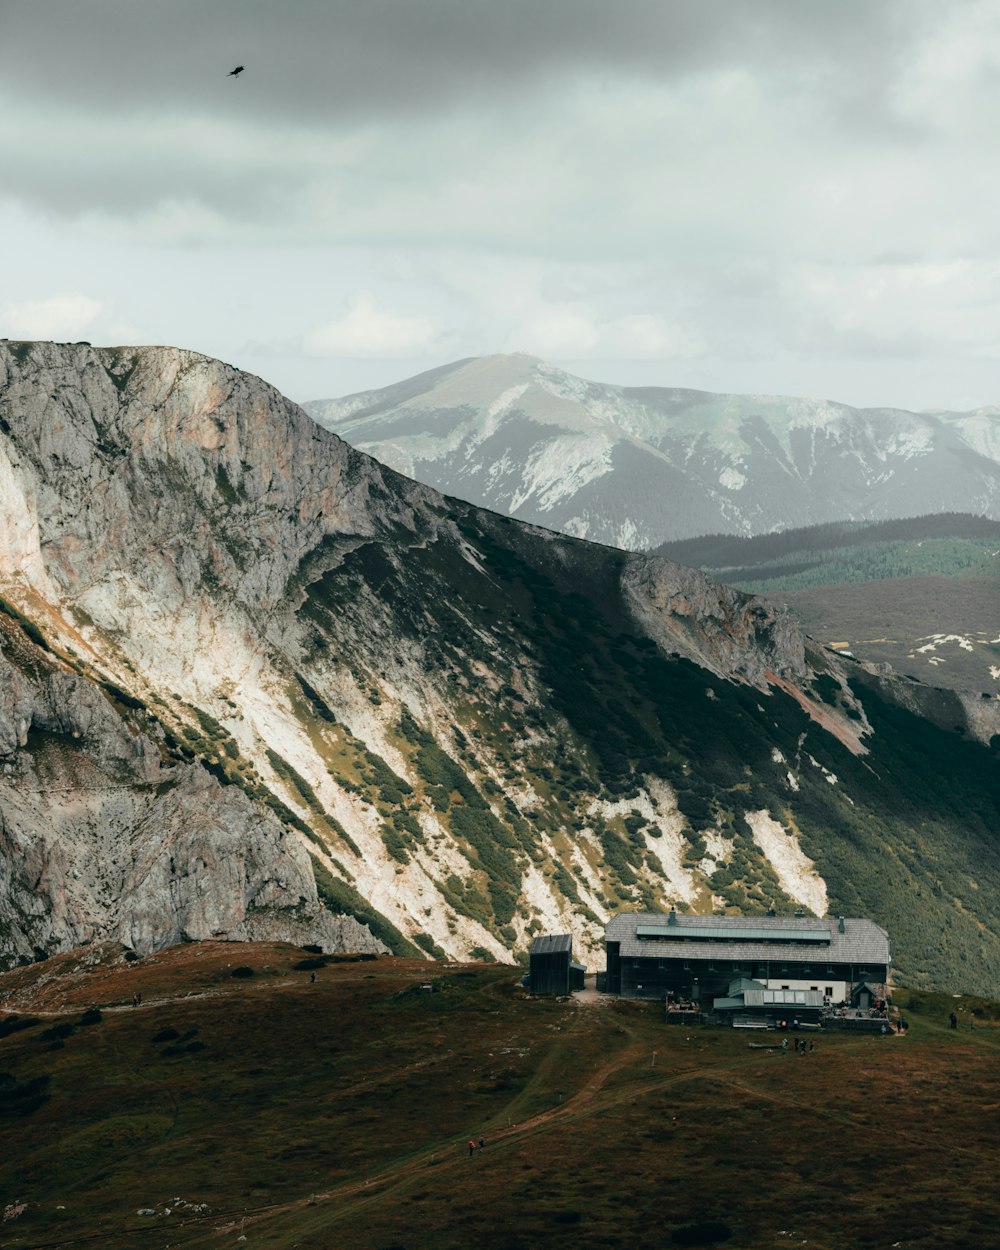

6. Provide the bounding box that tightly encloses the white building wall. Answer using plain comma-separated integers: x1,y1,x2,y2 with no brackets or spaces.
764,976,849,1001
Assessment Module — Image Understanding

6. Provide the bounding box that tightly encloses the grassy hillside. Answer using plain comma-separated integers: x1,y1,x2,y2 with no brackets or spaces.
0,944,997,1250
780,576,1000,691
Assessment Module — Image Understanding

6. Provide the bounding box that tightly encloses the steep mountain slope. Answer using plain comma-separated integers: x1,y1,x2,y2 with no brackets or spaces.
304,354,1000,547
2,342,999,992
654,514,1000,691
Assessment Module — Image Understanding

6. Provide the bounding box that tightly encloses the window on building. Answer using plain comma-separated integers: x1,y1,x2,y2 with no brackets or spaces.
825,986,833,997
781,964,788,972
683,961,691,970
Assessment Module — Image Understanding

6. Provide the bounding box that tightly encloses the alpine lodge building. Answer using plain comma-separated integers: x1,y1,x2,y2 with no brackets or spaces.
604,909,891,1004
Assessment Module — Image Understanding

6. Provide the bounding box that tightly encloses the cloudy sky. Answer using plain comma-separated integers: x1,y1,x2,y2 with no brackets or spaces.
2,0,999,409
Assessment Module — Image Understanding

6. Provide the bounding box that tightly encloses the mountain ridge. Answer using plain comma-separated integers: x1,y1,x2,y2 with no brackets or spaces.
305,353,1000,547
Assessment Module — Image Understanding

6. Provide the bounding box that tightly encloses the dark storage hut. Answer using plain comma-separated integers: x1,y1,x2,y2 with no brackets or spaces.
850,981,884,1011
529,933,576,996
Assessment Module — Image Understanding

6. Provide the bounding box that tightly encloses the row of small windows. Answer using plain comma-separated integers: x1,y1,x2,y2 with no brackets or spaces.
630,960,871,975
635,935,831,946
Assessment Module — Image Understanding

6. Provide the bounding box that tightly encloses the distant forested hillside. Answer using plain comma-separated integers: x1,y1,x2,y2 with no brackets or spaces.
655,515,1000,692
653,513,1000,588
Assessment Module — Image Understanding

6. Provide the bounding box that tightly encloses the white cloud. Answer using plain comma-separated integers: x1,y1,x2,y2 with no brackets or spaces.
106,321,147,345
790,260,1000,357
302,293,441,358
599,314,705,360
515,306,703,361
518,308,599,357
1,293,102,340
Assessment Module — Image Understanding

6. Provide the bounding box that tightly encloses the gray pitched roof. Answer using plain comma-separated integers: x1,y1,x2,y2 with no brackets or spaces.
530,933,573,956
606,911,889,965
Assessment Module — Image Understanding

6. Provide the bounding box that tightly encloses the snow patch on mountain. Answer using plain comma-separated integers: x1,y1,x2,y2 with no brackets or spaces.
487,383,530,421
508,433,614,512
948,411,1000,461
916,634,976,653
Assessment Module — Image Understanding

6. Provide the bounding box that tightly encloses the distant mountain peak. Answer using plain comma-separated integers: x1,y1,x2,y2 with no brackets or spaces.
305,357,1000,547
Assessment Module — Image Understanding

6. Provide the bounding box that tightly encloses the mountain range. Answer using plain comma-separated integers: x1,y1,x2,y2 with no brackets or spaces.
304,353,1000,548
1,342,999,993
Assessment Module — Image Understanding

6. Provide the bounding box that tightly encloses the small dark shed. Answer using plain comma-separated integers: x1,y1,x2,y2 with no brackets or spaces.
529,933,576,995
850,981,884,1011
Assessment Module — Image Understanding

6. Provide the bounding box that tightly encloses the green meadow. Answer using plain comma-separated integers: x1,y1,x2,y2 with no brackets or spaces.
0,944,997,1250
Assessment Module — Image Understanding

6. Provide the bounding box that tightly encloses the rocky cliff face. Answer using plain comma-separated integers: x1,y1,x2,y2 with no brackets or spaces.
0,607,382,963
1,342,998,993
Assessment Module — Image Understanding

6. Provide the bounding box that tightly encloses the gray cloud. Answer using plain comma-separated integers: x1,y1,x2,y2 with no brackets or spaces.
2,0,913,124
2,0,998,412
0,0,947,235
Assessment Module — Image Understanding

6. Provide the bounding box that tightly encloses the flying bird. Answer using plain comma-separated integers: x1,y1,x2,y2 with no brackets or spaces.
228,65,244,77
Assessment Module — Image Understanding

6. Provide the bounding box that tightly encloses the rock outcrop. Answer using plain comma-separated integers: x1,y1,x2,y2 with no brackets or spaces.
0,610,384,963
622,554,807,684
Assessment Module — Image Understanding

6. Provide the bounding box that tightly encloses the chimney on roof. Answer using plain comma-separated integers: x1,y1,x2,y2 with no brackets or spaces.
794,908,805,918
668,908,678,926
838,916,846,933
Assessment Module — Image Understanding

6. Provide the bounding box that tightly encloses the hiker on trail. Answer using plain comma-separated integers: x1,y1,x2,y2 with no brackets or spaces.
780,1038,788,1054
479,1135,485,1149
809,1040,815,1053
950,1012,958,1030
310,971,316,984
468,1140,476,1157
